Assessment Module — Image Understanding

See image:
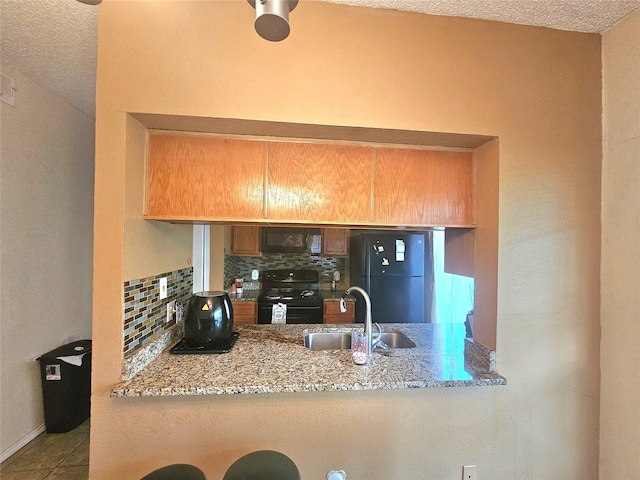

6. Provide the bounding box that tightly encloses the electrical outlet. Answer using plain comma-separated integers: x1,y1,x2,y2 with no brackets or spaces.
159,277,168,300
166,300,176,323
462,465,476,480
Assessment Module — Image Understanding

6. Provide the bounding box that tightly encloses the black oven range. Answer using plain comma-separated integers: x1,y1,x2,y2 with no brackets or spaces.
257,269,323,324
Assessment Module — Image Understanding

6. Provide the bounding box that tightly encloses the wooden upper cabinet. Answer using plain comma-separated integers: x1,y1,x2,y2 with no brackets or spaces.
146,134,265,221
266,143,371,224
373,148,475,226
231,226,261,256
322,228,349,257
444,228,474,277
145,133,475,228
146,134,208,217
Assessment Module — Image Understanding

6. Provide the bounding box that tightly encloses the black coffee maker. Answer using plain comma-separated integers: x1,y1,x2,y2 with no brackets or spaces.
183,291,234,350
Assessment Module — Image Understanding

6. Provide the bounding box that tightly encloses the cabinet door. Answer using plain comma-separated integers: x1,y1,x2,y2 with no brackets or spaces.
323,301,354,324
322,228,349,257
266,143,371,224
373,148,474,226
232,226,261,256
146,134,265,221
232,302,257,324
147,134,209,217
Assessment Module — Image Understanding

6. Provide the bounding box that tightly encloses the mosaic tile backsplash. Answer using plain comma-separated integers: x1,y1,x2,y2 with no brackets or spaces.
123,267,193,357
224,253,346,289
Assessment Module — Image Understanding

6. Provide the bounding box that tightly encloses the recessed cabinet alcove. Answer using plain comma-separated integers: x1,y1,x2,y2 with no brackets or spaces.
134,113,498,351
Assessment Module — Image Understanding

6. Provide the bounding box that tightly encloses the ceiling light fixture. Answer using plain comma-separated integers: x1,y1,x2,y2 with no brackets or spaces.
247,0,298,42
76,0,102,5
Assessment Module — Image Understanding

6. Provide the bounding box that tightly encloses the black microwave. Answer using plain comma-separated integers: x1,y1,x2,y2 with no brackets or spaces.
261,228,320,254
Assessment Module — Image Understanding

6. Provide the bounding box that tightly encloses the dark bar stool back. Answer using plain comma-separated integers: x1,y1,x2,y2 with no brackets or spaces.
141,463,207,480
223,450,301,480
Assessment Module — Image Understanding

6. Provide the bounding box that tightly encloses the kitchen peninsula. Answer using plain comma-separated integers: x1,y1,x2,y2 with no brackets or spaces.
111,323,505,398
87,1,606,477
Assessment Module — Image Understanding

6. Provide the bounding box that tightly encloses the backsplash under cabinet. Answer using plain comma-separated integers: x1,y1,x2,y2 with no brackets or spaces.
224,253,345,290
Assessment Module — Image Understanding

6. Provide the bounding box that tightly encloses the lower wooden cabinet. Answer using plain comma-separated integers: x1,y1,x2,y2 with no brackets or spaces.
323,300,354,324
232,301,257,324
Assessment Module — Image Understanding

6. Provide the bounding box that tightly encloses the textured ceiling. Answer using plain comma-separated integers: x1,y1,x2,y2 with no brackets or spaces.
1,0,98,117
325,0,640,33
2,0,639,119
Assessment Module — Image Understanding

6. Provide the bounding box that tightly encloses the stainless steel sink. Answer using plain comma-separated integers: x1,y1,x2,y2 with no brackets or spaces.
303,331,415,350
377,332,416,349
304,332,352,350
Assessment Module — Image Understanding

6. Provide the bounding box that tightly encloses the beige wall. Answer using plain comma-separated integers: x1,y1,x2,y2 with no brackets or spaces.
123,116,192,282
1,64,94,457
92,2,602,478
600,8,640,478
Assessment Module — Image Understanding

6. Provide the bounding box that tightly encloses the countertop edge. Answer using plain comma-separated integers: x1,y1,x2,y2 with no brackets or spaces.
111,377,506,398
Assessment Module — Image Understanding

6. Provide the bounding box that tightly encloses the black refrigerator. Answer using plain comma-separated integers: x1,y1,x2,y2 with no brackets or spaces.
350,232,428,323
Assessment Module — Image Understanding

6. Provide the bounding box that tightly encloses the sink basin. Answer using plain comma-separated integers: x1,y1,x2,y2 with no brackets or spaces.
304,332,351,350
377,332,416,349
303,331,415,350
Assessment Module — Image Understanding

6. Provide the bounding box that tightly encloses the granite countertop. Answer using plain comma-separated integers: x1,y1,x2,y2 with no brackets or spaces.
111,323,505,398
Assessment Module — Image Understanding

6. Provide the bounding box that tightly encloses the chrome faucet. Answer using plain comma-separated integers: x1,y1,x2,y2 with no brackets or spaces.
340,286,374,357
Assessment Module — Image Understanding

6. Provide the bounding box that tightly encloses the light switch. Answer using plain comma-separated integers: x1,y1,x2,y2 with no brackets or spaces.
159,277,168,300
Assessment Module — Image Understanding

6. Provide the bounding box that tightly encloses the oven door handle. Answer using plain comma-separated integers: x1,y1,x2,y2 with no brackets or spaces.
259,304,322,310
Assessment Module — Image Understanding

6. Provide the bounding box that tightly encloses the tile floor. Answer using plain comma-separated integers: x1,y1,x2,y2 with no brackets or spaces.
0,420,89,480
